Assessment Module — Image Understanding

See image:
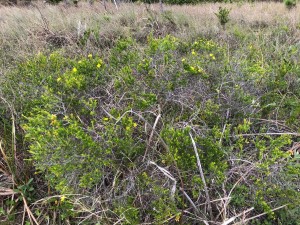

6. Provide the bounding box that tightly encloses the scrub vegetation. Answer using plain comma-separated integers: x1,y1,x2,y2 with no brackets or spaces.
0,1,300,224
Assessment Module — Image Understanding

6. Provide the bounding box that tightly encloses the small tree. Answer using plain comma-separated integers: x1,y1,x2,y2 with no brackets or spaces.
284,0,296,10
215,7,230,30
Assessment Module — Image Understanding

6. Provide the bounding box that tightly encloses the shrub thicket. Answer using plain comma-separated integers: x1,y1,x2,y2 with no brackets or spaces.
1,32,300,224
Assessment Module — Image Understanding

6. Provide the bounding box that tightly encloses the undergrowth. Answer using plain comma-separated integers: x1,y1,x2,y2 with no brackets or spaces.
1,2,300,225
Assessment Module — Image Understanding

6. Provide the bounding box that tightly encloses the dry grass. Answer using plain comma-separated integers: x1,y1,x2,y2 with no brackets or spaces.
171,2,300,24
0,3,299,43
0,2,299,41
0,1,300,74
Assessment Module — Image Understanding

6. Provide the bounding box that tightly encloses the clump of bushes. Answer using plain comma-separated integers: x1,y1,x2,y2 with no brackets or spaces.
1,33,300,224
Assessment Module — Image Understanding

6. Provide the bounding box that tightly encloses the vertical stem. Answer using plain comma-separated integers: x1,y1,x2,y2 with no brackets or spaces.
159,0,163,12
189,132,213,220
113,0,118,10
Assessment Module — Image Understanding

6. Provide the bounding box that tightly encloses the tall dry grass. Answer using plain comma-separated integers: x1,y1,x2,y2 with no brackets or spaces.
1,2,299,32
0,1,300,110
0,1,299,55
0,1,300,95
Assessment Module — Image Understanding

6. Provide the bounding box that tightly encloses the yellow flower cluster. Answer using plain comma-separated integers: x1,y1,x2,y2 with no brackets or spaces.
97,59,103,68
209,53,216,60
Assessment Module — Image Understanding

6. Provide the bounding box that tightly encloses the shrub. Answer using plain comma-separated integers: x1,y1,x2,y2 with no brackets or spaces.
284,0,296,9
215,6,231,30
2,34,300,224
45,0,63,4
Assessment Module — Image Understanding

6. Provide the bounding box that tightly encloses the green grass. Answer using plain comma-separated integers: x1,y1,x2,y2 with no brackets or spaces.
1,2,300,224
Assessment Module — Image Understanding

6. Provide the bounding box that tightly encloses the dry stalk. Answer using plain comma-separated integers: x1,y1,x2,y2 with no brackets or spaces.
32,3,53,34
221,207,254,225
149,161,177,200
189,132,213,220
22,193,39,225
233,204,288,225
179,187,200,215
0,187,16,196
143,113,161,161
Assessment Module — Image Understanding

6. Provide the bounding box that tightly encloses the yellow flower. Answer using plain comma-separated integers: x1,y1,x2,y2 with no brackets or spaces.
60,195,66,202
171,37,177,42
97,63,101,68
191,49,196,55
103,117,109,121
198,67,204,73
88,54,92,58
181,58,186,62
50,114,57,121
133,122,138,128
78,60,82,64
57,77,62,82
209,53,216,60
72,67,77,73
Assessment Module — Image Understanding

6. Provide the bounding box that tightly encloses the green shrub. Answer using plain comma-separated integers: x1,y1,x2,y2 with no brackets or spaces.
284,0,296,9
45,0,63,4
2,34,300,224
215,7,231,30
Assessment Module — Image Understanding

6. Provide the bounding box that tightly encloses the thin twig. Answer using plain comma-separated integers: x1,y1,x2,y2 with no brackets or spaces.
217,165,255,221
32,4,53,34
22,194,39,225
179,187,200,215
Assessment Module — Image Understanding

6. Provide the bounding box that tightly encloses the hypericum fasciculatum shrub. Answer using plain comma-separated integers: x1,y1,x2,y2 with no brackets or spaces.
2,35,300,224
